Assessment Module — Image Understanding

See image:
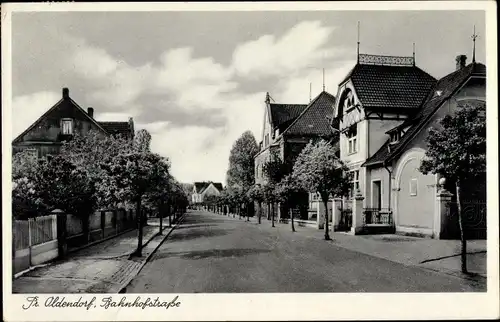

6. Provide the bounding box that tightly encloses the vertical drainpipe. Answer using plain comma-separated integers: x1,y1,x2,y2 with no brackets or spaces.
383,161,393,218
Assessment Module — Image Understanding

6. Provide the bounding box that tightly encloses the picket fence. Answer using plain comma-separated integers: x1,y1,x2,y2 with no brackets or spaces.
13,208,138,275
13,214,58,275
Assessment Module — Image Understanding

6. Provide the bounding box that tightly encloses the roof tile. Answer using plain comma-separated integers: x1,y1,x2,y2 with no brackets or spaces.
283,91,336,136
348,63,437,111
364,62,486,167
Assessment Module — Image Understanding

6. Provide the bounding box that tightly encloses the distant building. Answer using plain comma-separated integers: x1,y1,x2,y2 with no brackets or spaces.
254,90,337,220
191,181,224,204
12,87,134,159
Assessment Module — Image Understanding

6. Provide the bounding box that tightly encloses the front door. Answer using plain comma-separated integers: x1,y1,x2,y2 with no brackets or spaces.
373,180,382,210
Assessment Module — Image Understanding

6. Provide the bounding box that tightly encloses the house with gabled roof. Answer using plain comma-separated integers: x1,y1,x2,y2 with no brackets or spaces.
332,49,486,239
254,90,337,220
361,56,486,239
12,87,135,159
192,181,224,204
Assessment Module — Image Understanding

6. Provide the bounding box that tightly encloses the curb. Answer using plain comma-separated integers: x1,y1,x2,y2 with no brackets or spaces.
117,213,187,293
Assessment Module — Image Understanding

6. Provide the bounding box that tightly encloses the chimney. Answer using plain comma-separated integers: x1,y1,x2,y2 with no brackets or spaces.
456,55,467,70
87,107,94,118
62,87,69,99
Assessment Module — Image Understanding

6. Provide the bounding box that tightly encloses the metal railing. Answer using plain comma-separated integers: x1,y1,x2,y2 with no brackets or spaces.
362,208,393,225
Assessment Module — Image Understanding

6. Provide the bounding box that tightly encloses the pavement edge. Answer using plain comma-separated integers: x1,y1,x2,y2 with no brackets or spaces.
117,213,187,293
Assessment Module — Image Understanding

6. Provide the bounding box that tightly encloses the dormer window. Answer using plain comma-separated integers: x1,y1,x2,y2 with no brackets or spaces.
264,134,269,147
61,118,74,135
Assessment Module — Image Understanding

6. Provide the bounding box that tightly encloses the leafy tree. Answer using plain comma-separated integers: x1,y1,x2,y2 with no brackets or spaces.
247,184,264,224
12,150,40,180
204,194,219,212
226,131,259,188
293,140,351,240
262,183,277,227
60,130,134,209
134,129,152,153
262,150,293,184
275,175,304,232
99,152,166,257
262,151,294,227
419,102,486,273
36,155,97,242
12,150,46,218
143,157,171,234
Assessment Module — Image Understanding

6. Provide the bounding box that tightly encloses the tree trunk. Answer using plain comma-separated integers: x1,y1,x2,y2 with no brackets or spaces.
267,203,271,220
258,202,262,224
246,203,250,222
456,180,467,273
135,198,143,257
290,205,295,232
159,200,163,234
271,203,275,227
323,197,330,240
238,205,241,220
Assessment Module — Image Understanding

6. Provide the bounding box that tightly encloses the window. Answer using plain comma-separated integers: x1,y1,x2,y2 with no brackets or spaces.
390,131,401,144
264,134,269,147
409,178,418,196
350,170,360,197
61,118,73,135
347,125,358,154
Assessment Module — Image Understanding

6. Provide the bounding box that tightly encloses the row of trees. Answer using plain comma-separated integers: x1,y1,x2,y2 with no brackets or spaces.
12,129,189,257
213,103,485,273
217,129,352,240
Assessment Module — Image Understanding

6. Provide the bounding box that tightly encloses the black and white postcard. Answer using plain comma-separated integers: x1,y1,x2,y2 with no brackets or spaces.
2,1,499,321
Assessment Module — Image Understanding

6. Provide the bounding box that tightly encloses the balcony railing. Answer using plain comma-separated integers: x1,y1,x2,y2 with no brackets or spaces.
362,208,393,225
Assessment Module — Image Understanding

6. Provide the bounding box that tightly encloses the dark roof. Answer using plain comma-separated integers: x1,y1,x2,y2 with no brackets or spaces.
193,181,223,194
363,62,486,167
343,63,437,111
269,103,307,132
98,121,133,138
282,91,336,137
12,95,109,144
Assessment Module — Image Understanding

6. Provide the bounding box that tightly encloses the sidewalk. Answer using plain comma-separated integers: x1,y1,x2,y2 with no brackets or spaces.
210,211,487,281
12,216,186,294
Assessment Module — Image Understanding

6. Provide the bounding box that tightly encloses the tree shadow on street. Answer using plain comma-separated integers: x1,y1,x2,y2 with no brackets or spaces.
166,228,228,242
154,248,271,260
174,224,218,230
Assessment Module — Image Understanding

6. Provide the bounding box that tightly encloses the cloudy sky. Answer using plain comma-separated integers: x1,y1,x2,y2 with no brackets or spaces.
11,10,485,184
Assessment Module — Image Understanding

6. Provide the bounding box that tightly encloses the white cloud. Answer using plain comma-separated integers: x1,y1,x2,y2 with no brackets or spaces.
13,20,355,184
232,21,339,79
12,91,60,138
276,60,357,102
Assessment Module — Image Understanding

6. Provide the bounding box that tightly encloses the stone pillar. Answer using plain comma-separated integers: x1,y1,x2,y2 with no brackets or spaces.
332,198,342,232
317,200,325,230
351,190,365,234
434,179,453,239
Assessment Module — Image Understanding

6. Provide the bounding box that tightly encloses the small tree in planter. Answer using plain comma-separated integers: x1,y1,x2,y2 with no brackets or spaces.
274,175,304,232
419,102,486,274
262,183,277,227
247,183,264,224
293,140,351,240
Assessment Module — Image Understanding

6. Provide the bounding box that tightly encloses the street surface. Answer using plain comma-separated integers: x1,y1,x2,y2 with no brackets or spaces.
126,210,484,292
